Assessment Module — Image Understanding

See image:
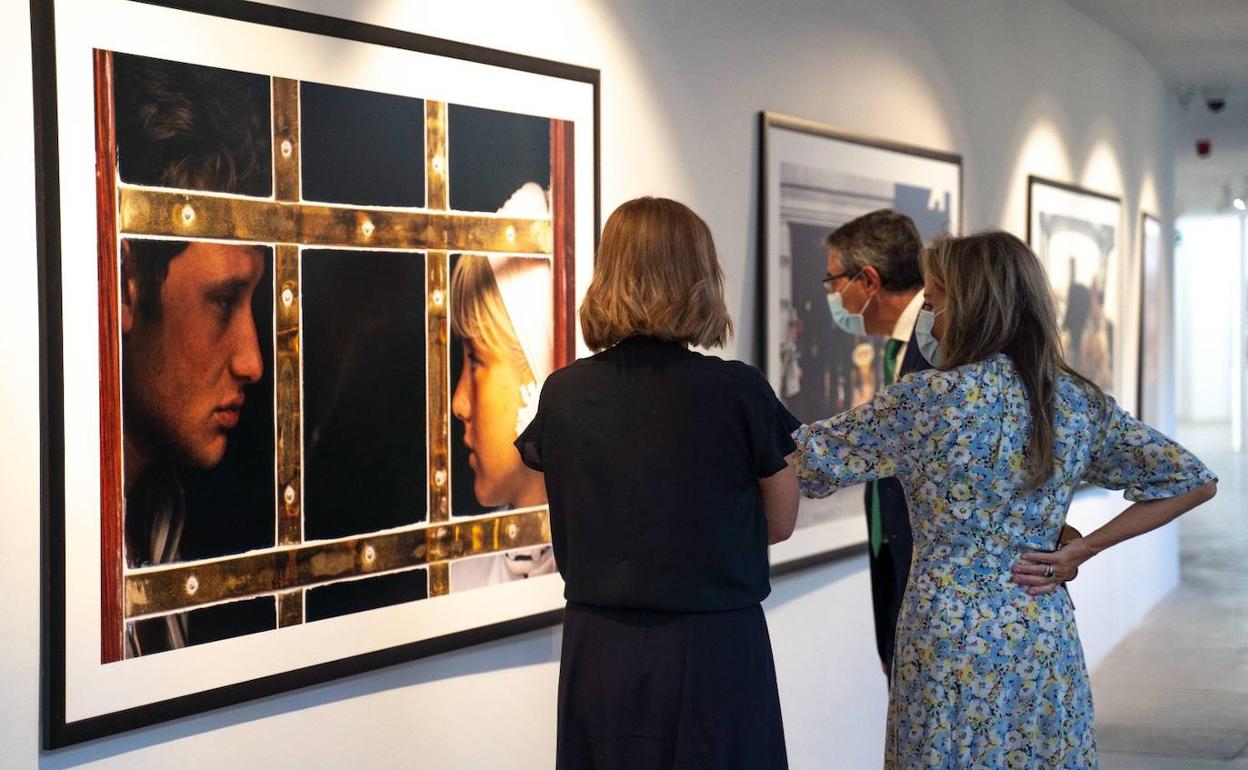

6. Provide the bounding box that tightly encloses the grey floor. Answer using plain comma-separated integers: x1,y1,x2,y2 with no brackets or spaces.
1098,424,1248,769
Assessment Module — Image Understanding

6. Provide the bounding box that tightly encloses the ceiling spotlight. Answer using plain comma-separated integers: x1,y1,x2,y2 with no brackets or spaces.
1203,88,1228,114
1234,197,1247,211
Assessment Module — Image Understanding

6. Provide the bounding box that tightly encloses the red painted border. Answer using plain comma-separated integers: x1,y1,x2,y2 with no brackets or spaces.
93,49,124,664
550,119,576,368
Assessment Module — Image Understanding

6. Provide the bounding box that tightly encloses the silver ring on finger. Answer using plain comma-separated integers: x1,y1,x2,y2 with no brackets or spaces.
1044,564,1054,579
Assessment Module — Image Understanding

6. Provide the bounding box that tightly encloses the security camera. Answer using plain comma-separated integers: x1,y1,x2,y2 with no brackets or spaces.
1203,88,1227,114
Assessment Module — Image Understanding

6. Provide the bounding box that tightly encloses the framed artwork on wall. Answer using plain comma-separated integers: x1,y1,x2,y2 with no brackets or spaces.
1138,212,1164,423
34,0,598,747
757,111,962,571
1026,177,1127,412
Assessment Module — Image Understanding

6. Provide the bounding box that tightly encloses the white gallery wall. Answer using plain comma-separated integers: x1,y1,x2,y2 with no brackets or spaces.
1,0,1177,767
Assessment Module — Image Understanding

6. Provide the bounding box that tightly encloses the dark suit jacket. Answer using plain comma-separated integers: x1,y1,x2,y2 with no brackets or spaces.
863,325,931,672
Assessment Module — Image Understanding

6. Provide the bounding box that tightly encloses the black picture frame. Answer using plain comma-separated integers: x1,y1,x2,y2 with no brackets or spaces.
756,111,962,571
1024,175,1122,245
34,0,599,748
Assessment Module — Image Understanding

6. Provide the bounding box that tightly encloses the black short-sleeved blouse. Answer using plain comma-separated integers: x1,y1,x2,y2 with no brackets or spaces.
515,335,801,612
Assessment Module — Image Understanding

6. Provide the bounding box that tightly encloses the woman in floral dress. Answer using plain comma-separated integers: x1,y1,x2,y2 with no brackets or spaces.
792,231,1217,769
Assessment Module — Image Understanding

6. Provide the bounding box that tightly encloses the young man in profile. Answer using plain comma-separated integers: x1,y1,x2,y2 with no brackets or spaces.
114,53,271,655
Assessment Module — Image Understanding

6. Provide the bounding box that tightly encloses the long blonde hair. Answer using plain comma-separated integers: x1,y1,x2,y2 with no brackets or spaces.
580,197,732,351
921,231,1105,488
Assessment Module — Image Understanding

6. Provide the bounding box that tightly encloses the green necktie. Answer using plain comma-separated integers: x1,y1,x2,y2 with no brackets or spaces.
870,338,905,557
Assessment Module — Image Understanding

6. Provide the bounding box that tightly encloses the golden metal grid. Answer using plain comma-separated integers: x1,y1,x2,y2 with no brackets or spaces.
118,188,552,254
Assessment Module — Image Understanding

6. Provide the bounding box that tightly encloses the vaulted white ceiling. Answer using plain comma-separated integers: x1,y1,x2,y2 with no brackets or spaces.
1064,0,1248,88
1063,0,1248,213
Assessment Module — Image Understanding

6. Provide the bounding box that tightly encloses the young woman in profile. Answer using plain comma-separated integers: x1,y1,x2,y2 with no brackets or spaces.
793,231,1216,769
448,252,558,587
516,197,800,769
448,183,558,589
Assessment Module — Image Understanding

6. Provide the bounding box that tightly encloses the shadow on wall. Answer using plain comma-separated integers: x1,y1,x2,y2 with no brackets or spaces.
37,626,560,767
996,92,1076,235
1084,122,1126,200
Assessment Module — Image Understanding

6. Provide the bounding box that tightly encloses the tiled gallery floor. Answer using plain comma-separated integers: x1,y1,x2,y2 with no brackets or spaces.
1098,424,1248,769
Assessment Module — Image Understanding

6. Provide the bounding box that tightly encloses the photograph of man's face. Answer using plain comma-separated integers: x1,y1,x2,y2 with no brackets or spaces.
121,240,267,475
113,53,279,656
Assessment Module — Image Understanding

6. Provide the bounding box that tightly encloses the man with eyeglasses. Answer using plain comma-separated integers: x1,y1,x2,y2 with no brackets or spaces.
821,210,931,679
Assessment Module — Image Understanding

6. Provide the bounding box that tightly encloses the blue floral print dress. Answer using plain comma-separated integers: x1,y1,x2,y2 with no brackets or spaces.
792,353,1215,769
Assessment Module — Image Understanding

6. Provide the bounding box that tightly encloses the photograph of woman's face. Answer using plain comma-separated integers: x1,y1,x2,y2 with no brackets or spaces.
453,330,543,508
449,252,553,515
448,252,557,593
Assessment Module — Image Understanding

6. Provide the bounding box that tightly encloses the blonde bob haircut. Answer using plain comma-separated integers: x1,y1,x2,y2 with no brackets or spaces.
580,197,733,351
450,254,534,383
921,231,1105,489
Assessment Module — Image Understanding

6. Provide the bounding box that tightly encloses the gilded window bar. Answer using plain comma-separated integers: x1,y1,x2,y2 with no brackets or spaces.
117,187,552,254
425,99,451,597
272,77,305,627
124,508,551,619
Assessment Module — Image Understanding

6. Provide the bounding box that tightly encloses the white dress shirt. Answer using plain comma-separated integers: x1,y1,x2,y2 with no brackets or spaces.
889,290,926,373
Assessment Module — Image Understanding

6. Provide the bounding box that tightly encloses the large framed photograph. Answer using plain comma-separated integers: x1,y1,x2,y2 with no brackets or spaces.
1138,213,1164,422
35,0,597,746
758,112,961,570
1026,177,1127,410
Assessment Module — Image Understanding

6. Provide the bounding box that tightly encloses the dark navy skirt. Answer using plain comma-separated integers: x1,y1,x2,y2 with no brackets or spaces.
557,601,788,770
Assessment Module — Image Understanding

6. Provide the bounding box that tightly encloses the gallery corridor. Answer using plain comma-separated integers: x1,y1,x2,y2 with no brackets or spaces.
1098,426,1248,768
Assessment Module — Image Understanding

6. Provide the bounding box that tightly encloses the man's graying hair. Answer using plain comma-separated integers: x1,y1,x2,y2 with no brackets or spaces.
823,210,924,292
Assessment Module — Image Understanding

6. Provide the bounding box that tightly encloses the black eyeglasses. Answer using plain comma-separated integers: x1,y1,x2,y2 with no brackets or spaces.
821,270,859,293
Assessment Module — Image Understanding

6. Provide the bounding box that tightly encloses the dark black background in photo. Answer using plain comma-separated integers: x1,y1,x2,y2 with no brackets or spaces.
301,249,427,539
113,52,273,197
129,596,277,655
448,104,550,212
176,248,278,559
300,82,424,207
185,596,276,645
306,569,429,622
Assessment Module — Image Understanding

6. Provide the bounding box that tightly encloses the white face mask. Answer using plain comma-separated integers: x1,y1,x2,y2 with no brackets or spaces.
915,307,944,366
826,281,874,336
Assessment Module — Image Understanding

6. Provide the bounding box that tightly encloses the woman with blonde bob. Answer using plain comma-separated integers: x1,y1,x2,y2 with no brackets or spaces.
793,231,1216,768
516,197,800,769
